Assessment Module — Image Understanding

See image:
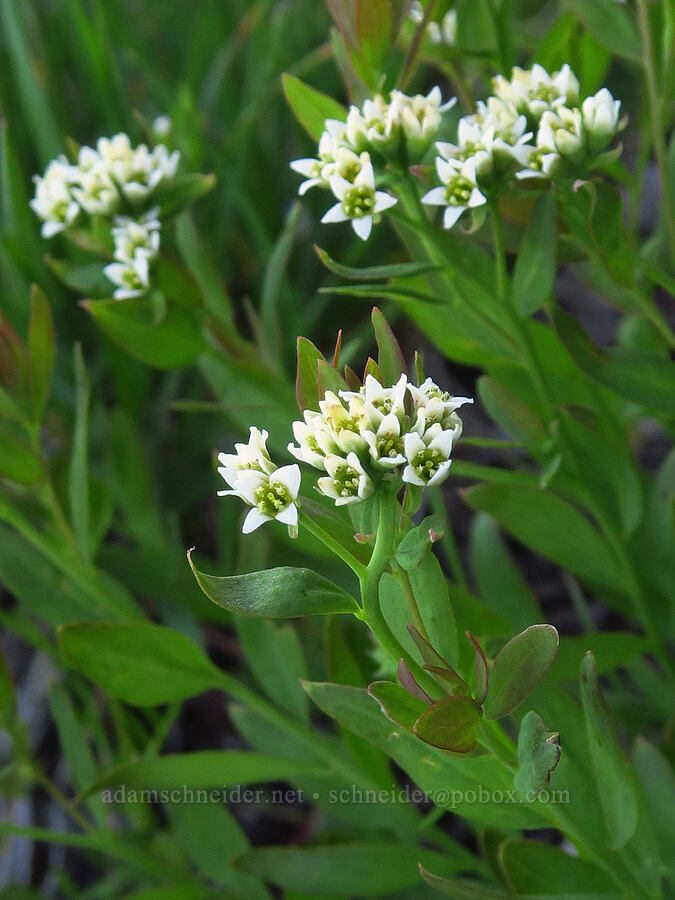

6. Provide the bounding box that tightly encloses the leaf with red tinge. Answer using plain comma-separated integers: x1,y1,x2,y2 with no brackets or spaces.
296,336,324,412
317,358,347,396
397,658,432,703
372,307,406,384
344,365,361,390
363,356,383,384
423,665,470,696
406,623,447,668
414,696,482,752
467,631,489,705
484,625,559,720
357,0,393,72
368,680,429,731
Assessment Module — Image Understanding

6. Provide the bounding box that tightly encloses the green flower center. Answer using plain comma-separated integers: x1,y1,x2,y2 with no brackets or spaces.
413,448,444,482
377,434,404,459
121,268,143,289
342,185,376,219
531,84,560,104
254,481,291,517
444,174,473,206
333,464,361,498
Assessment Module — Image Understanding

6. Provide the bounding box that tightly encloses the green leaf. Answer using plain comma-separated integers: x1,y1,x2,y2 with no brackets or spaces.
579,651,637,848
419,868,504,899
0,422,44,484
368,681,429,731
317,358,347,396
92,751,322,792
189,552,361,618
27,285,55,424
408,554,459,668
633,737,675,864
477,377,547,450
551,633,651,683
469,513,542,630
45,257,112,296
357,0,392,73
484,625,559,720
464,484,624,593
314,246,437,281
59,623,221,706
236,618,308,722
296,336,325,412
514,711,561,796
467,632,489,706
282,73,347,142
69,345,91,562
500,838,616,894
565,0,641,60
261,202,302,359
0,648,16,728
239,843,454,897
513,191,557,315
395,515,444,570
301,496,371,565
414,696,483,752
83,297,205,369
155,172,216,219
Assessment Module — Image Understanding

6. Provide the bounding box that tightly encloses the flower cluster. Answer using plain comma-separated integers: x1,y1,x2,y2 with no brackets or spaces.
290,86,455,240
421,64,623,228
31,130,180,299
217,375,471,532
289,374,472,506
103,209,161,300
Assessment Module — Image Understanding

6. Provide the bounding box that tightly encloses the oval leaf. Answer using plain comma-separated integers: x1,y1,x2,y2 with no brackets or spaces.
513,190,557,315
188,551,360,618
513,710,561,796
413,696,483,752
368,680,429,731
484,624,559,720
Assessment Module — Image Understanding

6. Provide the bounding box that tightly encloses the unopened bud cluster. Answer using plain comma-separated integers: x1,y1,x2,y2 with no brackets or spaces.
30,129,179,300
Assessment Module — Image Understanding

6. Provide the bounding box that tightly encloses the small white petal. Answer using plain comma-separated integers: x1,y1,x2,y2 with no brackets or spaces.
290,158,317,176
352,215,373,240
242,507,271,534
272,464,301,499
421,186,447,206
373,191,397,213
322,202,349,224
443,205,465,229
275,504,298,526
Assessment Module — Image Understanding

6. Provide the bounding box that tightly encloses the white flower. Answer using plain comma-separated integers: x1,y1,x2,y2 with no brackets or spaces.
111,218,160,263
103,255,151,300
441,9,457,45
388,87,456,158
220,464,301,533
409,3,456,46
421,156,486,229
30,157,79,237
289,120,349,195
318,390,369,454
581,88,622,154
493,64,580,122
72,163,119,216
537,106,585,161
322,157,397,240
217,426,277,482
346,94,390,152
364,413,407,468
438,115,531,183
152,115,172,138
288,410,337,469
317,452,374,506
409,378,473,436
402,425,454,487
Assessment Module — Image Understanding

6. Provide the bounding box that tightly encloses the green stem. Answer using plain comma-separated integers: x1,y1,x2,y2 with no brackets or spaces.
299,510,367,581
637,0,675,264
29,761,94,833
398,0,440,90
394,563,428,639
360,490,439,696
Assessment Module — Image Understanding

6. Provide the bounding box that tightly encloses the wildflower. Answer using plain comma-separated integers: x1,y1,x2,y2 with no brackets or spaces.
317,452,374,505
581,88,622,154
288,411,337,469
322,157,397,240
437,116,531,185
402,425,455,487
493,64,579,123
72,163,119,216
220,465,301,533
217,427,277,480
421,156,486,229
30,157,79,237
364,414,407,468
537,106,585,162
111,217,160,264
103,255,151,300
289,120,347,194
